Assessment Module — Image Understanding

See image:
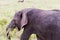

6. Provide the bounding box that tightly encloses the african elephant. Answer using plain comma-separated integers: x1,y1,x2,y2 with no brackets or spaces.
6,8,60,40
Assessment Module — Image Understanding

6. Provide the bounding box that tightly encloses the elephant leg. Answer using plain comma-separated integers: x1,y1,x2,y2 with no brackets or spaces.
20,27,33,40
36,34,41,40
36,33,45,40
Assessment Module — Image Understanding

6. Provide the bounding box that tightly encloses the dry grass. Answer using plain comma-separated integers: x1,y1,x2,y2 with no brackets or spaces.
0,0,60,40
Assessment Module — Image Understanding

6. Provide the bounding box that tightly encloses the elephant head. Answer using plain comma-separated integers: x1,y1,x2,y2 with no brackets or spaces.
6,9,32,40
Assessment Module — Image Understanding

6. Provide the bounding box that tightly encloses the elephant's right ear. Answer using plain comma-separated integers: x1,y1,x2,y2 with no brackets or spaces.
21,13,28,28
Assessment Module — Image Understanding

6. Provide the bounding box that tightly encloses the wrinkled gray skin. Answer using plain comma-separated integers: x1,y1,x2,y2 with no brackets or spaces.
6,8,60,40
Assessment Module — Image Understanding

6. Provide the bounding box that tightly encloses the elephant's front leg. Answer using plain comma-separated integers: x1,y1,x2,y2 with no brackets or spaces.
36,35,41,40
36,33,45,40
20,27,33,40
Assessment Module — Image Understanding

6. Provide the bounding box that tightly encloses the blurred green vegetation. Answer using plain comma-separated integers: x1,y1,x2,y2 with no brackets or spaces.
0,0,60,40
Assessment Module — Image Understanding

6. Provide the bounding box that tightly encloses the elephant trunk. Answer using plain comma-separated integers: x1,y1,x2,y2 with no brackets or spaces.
6,20,16,40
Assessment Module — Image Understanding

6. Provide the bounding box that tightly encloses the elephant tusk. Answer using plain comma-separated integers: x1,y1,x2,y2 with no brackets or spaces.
6,28,11,40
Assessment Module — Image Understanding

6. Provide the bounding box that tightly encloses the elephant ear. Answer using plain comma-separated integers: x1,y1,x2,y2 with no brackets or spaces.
20,8,33,28
21,12,28,28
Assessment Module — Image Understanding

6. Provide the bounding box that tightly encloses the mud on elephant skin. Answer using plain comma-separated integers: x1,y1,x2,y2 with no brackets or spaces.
6,8,60,40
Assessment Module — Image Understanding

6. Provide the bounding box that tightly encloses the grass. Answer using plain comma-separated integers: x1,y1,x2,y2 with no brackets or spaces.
0,0,60,40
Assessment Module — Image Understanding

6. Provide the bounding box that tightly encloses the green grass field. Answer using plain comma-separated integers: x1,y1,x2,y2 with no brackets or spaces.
0,0,60,40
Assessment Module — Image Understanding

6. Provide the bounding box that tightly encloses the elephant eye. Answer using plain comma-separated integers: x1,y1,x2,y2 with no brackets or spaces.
20,13,22,18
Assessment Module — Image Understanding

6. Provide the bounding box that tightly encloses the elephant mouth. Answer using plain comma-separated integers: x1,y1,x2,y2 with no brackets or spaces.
15,23,21,31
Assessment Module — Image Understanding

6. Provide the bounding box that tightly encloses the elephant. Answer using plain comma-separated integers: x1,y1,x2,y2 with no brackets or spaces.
6,8,60,40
